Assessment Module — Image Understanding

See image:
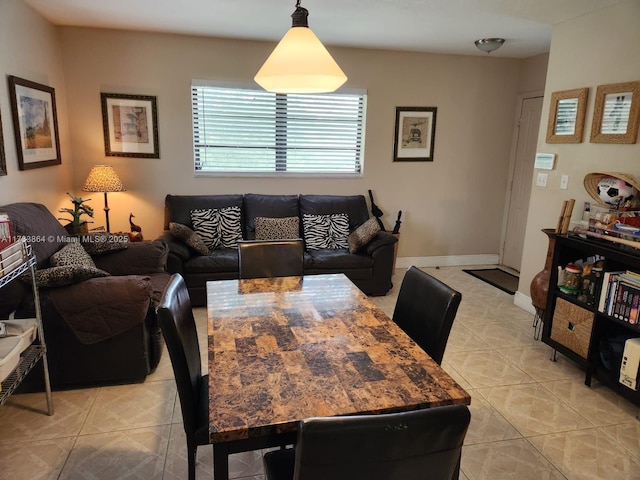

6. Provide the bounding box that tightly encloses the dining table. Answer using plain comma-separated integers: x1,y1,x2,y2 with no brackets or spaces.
207,273,471,479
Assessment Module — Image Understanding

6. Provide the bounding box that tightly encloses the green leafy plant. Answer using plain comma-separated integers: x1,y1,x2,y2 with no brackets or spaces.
58,192,94,229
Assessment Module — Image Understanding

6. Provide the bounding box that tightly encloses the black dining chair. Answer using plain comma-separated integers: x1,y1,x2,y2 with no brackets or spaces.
263,405,471,480
156,273,210,480
238,239,304,279
392,266,462,365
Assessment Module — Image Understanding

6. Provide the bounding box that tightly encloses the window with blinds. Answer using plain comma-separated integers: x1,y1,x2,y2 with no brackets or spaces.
191,82,366,176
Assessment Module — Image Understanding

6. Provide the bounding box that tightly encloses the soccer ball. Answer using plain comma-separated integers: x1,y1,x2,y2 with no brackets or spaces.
597,176,639,208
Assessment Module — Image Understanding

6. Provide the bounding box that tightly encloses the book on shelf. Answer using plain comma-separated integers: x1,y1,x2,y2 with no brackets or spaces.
598,271,623,314
598,270,640,324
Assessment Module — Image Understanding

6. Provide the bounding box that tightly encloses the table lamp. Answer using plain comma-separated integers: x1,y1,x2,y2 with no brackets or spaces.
82,165,125,232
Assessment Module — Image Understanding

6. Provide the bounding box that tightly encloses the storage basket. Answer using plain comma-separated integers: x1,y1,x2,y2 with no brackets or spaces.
550,298,594,359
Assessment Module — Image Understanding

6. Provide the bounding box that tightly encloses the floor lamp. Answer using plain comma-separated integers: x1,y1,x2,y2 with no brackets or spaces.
82,165,125,233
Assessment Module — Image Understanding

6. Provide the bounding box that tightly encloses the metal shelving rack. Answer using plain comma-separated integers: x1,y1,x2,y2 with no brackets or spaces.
0,237,53,415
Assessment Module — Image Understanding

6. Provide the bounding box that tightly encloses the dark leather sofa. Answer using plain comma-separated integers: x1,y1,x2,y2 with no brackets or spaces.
0,202,170,390
157,193,398,306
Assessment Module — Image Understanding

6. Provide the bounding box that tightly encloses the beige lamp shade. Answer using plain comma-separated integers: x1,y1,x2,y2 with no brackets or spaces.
82,165,125,192
254,26,347,94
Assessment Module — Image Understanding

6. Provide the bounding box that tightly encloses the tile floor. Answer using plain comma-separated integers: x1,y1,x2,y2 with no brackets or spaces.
1,266,639,479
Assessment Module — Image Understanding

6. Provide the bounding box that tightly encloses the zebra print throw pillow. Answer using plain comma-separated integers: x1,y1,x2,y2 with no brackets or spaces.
190,206,243,250
302,213,350,250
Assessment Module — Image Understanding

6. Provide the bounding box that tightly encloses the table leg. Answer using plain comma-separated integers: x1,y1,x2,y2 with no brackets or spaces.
213,444,229,480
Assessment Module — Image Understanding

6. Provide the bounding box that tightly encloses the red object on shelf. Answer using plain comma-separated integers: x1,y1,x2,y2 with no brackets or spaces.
0,212,14,250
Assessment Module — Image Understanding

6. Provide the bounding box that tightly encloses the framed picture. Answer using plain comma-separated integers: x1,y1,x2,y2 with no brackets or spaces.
546,87,589,143
101,93,159,158
393,107,437,162
0,108,6,176
7,76,62,170
590,81,640,144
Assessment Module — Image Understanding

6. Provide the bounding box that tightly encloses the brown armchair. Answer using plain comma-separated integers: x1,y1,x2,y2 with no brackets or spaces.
0,202,170,390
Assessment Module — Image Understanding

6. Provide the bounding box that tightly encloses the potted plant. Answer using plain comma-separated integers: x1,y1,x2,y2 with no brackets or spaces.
58,193,94,235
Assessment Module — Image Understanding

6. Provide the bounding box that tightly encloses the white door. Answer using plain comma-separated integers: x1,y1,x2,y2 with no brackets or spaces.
502,95,543,271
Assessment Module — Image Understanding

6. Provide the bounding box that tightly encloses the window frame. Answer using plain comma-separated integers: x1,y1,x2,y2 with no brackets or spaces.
191,80,367,178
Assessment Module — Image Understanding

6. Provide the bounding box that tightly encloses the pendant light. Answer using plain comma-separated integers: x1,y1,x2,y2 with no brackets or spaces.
254,1,347,94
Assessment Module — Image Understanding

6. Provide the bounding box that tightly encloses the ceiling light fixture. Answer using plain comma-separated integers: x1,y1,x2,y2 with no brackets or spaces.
474,38,505,54
254,0,347,94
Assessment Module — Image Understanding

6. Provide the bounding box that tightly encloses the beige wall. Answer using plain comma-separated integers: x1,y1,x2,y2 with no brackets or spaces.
0,0,73,210
58,27,526,249
519,1,640,299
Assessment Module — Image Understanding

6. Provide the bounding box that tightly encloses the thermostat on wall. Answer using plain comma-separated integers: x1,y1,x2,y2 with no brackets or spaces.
534,153,556,170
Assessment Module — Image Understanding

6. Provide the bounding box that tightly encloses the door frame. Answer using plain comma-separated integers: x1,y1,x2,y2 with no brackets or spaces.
499,90,544,269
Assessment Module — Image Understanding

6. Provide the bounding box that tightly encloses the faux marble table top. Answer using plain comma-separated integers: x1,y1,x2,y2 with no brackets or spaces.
207,273,470,444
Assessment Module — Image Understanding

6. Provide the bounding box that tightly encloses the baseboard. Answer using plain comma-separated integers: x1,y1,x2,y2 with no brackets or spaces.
514,291,536,315
396,254,500,269
395,255,537,315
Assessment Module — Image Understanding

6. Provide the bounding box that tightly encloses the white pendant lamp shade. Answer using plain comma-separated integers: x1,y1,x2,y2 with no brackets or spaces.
254,3,347,94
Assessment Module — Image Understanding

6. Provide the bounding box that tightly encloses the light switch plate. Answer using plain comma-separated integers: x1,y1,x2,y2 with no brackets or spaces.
536,173,548,187
560,175,569,190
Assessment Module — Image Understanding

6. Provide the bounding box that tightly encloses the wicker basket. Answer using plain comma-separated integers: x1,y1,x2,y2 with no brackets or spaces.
550,298,594,359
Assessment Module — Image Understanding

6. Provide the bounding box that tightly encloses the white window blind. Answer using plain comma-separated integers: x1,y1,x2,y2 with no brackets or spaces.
191,83,366,176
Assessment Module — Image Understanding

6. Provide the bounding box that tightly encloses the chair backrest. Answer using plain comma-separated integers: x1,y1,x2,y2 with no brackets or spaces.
392,266,462,365
156,273,204,436
238,239,304,279
292,405,471,480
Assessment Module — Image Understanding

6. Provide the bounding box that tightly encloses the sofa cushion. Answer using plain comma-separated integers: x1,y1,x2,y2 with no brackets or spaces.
191,206,243,250
79,232,129,256
348,217,381,254
92,240,169,275
0,202,70,268
307,249,374,269
243,194,300,239
169,222,209,255
164,194,243,230
184,249,239,274
255,217,300,241
50,241,96,268
302,213,350,250
299,195,369,231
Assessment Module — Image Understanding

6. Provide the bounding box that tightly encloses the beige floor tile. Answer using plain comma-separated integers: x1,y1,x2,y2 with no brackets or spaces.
445,323,493,353
163,423,213,480
543,379,639,427
477,383,593,436
600,421,640,460
0,388,98,442
529,428,640,480
474,321,540,349
461,438,566,479
0,436,75,480
60,425,170,480
81,380,176,435
501,345,584,382
464,391,522,445
446,350,535,388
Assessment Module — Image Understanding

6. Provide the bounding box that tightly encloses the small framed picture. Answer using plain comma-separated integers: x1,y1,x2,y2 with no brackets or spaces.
393,107,437,162
0,108,6,176
590,81,640,144
546,88,589,143
101,93,159,158
8,76,62,170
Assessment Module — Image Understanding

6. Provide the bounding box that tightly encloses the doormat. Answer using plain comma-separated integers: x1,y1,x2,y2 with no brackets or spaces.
463,268,519,295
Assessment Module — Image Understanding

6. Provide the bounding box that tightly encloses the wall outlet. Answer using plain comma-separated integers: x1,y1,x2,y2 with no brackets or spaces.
536,173,548,187
560,174,569,190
